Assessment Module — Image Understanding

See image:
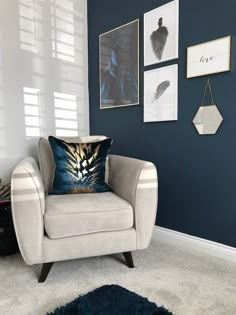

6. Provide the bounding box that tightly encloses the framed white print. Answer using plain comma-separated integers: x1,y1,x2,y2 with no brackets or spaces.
144,64,178,122
187,36,231,78
144,0,179,66
99,19,139,109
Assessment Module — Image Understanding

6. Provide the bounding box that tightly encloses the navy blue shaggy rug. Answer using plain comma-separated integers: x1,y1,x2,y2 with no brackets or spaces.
47,285,173,315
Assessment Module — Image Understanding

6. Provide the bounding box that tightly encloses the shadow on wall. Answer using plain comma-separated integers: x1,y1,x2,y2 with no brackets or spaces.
0,0,89,182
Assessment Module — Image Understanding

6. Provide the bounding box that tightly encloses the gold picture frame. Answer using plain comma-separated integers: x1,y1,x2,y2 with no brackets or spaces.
187,36,231,79
99,19,140,109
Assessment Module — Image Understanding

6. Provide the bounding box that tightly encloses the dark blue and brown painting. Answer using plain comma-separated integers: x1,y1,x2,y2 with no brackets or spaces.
100,20,139,108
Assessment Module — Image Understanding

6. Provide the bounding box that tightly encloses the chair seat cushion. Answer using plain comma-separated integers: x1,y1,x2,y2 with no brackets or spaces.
44,192,133,239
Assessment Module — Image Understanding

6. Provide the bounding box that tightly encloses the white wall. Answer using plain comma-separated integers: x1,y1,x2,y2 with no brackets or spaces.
0,0,89,183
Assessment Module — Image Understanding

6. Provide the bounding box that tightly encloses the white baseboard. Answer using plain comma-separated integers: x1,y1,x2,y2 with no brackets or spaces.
154,226,236,263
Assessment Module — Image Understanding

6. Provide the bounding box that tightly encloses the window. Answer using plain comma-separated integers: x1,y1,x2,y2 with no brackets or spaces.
24,87,41,137
19,0,43,53
51,0,75,62
54,92,78,136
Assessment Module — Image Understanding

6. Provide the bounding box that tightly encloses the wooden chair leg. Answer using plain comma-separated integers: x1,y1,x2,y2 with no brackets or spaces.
123,251,134,268
38,262,54,283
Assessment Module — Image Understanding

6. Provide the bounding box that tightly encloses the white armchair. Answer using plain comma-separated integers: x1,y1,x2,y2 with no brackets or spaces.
11,136,158,282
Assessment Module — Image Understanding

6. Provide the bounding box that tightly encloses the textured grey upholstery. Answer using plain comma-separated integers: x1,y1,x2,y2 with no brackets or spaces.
11,157,44,264
109,155,158,249
11,136,158,266
45,192,133,239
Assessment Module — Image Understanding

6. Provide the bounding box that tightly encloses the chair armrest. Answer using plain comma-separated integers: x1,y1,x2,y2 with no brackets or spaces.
11,157,45,265
108,155,158,249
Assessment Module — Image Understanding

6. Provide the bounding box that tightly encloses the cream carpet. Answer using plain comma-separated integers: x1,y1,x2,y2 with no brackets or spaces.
0,230,235,315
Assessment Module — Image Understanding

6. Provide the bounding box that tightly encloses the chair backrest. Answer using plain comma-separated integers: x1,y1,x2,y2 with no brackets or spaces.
38,136,108,193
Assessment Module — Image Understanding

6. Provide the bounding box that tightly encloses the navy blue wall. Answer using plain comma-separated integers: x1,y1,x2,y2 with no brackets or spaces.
88,0,236,247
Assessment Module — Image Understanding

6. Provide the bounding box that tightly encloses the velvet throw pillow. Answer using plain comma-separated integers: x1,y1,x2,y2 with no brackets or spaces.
48,136,112,195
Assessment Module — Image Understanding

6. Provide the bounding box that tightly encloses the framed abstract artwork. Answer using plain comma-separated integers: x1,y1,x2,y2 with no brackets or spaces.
99,19,139,109
187,36,231,78
144,64,178,122
144,0,179,66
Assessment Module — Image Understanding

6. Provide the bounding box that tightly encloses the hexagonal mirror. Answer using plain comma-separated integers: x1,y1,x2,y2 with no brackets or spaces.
193,105,223,135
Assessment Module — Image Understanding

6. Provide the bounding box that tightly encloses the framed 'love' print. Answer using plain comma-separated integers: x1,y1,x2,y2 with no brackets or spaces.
187,36,231,78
